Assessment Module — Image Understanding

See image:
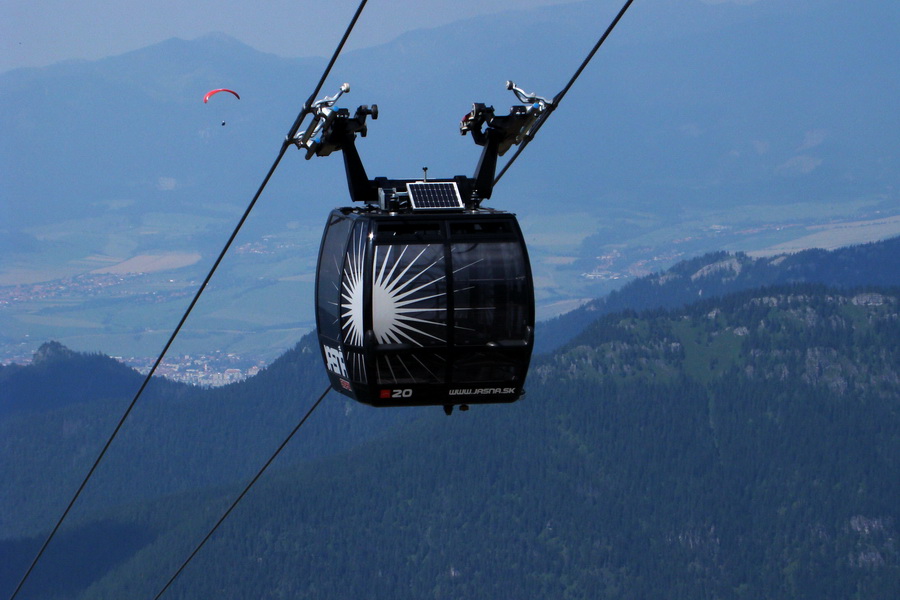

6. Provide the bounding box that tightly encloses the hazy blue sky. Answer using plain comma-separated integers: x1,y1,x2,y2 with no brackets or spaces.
1,0,570,72
1,0,753,73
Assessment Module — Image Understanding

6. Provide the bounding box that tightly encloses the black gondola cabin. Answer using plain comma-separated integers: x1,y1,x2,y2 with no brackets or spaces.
317,204,533,409
302,87,544,412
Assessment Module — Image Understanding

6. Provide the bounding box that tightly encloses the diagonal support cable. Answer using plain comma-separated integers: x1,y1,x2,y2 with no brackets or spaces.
7,144,286,600
7,2,368,599
494,0,635,186
151,387,330,600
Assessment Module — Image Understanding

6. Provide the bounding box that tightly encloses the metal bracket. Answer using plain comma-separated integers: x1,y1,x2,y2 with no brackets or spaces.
461,81,552,155
292,83,378,159
461,81,552,199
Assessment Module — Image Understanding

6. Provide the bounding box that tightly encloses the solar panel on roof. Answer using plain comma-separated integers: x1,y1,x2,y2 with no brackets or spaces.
407,181,464,210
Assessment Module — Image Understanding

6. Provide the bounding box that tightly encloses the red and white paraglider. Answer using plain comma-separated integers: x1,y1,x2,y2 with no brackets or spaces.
203,89,241,125
203,88,241,103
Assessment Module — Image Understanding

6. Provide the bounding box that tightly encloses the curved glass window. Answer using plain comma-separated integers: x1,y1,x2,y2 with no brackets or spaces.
453,349,520,383
375,349,446,385
451,240,530,347
316,214,352,343
339,221,370,348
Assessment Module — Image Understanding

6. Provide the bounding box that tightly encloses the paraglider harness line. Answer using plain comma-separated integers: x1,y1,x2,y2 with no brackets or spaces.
150,386,331,600
5,2,369,600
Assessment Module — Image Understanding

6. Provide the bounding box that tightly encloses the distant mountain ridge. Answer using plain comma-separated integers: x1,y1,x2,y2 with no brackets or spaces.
4,282,896,599
3,231,900,598
552,284,900,393
3,236,898,538
0,341,157,417
2,0,898,361
538,236,900,353
4,0,896,229
3,5,899,589
0,333,421,539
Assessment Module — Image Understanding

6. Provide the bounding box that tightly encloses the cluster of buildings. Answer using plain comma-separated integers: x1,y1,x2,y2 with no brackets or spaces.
1,345,267,388
123,351,268,387
581,248,685,281
0,273,138,306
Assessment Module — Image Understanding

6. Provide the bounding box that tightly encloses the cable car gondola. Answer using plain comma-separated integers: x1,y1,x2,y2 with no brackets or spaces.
299,83,548,414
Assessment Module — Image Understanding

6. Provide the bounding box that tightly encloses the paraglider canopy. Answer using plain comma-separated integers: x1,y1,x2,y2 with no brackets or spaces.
203,88,241,103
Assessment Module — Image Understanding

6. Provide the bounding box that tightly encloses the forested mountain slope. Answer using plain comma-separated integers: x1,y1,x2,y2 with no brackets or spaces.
7,284,896,599
0,337,423,540
538,236,900,353
0,341,179,417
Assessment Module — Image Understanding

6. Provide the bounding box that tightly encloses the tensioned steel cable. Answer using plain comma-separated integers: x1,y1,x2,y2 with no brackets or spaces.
151,386,330,600
7,2,368,599
147,2,632,595
494,0,635,186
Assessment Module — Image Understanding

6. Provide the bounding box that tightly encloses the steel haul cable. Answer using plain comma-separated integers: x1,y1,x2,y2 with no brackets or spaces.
494,0,635,186
151,386,330,600
6,2,368,599
9,0,634,596
149,2,635,591
147,1,634,595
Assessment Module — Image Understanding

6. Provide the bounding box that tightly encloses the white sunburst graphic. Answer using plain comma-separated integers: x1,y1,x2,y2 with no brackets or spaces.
336,230,519,386
371,244,449,346
341,235,451,348
341,235,499,346
340,226,367,346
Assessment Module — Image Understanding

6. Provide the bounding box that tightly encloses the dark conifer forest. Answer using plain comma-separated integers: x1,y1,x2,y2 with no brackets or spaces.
2,241,898,599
